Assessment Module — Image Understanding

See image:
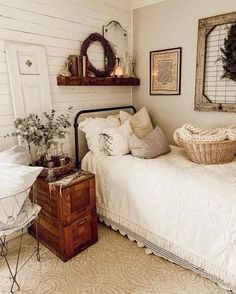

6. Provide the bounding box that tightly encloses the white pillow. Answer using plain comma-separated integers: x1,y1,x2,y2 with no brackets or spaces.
0,163,43,224
119,111,131,124
101,120,132,156
107,114,121,125
0,145,29,165
79,117,120,154
120,107,153,138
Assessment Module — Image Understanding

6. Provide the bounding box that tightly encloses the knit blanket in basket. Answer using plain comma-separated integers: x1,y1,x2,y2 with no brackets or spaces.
174,124,236,147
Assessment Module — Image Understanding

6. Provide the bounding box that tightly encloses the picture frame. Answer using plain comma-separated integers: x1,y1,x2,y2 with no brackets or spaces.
195,12,236,112
150,47,181,95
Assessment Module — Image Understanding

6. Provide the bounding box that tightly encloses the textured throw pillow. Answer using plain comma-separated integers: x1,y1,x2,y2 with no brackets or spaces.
129,126,170,159
79,117,120,153
0,145,29,165
120,107,153,138
100,120,132,156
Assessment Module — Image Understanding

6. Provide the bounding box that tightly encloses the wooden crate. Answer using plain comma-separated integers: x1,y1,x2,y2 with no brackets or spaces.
29,173,98,261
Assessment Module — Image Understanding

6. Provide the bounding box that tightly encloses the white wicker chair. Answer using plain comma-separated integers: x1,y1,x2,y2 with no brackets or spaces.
0,184,41,293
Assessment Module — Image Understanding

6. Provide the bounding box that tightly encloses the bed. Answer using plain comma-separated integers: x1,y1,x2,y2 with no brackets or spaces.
75,106,236,292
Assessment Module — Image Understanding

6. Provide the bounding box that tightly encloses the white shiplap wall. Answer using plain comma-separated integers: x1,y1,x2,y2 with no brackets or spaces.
0,0,132,157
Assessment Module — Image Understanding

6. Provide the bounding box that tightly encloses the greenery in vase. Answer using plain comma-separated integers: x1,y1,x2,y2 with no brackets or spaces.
5,107,72,162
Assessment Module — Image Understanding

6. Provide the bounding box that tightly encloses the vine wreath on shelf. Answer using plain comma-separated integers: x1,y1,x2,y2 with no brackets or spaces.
80,33,116,77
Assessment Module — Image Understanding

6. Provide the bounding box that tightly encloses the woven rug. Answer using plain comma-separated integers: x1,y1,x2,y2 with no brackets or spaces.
0,224,227,294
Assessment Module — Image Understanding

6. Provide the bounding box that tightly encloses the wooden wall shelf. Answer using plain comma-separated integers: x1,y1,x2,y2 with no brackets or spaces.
57,76,140,86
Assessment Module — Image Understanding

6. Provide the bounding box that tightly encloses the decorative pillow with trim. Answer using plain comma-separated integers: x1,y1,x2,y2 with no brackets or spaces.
100,120,132,156
79,117,120,154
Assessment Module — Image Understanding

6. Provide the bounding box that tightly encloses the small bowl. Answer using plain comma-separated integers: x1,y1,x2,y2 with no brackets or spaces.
39,157,72,177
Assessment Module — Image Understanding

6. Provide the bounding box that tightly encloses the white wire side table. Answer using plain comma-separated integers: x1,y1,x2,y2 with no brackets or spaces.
0,184,41,293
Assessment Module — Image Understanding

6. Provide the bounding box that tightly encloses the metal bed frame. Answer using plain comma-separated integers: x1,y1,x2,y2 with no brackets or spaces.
73,105,136,168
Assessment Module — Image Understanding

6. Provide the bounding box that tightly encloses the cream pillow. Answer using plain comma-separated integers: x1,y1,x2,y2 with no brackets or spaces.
79,117,120,154
129,126,170,159
0,145,29,165
100,120,132,156
120,107,153,138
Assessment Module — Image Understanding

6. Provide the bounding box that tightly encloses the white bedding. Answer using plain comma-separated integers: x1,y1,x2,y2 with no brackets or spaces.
82,146,236,289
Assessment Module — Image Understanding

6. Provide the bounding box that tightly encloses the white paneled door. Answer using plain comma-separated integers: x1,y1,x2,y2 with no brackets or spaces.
5,41,52,118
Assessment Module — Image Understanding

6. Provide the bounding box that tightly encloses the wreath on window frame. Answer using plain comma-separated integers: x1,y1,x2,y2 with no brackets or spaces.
221,23,236,81
80,33,116,77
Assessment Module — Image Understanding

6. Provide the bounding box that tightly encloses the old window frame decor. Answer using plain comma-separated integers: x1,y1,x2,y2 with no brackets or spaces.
150,47,181,95
195,12,236,112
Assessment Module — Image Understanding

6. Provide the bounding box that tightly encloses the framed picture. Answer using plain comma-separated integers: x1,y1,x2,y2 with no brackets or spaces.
150,47,181,95
195,12,236,112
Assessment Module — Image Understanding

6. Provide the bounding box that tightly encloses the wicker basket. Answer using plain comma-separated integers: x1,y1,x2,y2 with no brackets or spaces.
182,140,236,164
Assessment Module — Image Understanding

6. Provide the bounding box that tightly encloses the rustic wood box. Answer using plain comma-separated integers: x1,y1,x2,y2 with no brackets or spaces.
29,173,98,261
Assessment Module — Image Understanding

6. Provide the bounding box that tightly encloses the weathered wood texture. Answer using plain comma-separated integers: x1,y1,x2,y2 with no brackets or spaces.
195,12,236,112
0,0,132,153
29,173,98,262
57,76,140,86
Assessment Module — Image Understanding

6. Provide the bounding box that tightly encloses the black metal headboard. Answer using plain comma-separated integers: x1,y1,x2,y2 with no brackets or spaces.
74,105,136,168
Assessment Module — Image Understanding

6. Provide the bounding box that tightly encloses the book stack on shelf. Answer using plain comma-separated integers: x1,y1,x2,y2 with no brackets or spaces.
68,55,86,78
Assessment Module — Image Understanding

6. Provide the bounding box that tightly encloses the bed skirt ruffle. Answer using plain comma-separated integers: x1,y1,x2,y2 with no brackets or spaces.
98,206,236,293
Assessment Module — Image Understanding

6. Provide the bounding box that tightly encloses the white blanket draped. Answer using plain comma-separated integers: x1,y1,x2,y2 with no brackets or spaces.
82,146,236,288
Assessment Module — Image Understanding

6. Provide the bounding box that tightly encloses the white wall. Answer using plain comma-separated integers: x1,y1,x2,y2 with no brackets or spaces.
132,0,164,10
0,0,132,156
133,0,236,144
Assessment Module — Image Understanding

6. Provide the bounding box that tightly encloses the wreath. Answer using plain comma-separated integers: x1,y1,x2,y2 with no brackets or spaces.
221,23,236,81
81,33,116,77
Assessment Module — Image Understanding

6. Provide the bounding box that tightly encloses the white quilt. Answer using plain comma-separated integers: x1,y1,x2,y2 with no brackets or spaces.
82,146,236,288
